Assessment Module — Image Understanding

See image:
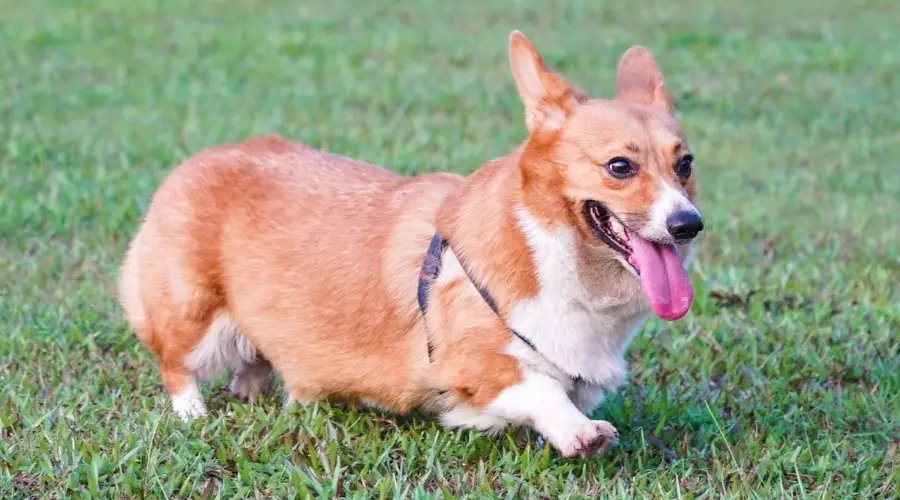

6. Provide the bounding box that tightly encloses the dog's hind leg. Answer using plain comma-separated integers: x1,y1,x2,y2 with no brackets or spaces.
229,356,273,402
161,360,208,419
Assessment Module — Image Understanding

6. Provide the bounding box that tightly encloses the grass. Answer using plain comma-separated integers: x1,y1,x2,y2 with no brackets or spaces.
1,0,898,497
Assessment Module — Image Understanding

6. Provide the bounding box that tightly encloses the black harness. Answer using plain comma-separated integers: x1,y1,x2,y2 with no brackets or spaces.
417,232,580,383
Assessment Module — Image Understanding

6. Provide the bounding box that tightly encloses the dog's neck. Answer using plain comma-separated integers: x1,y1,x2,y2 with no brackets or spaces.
435,146,593,315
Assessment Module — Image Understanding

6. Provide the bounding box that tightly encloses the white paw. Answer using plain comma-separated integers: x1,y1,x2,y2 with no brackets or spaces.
172,398,207,420
557,420,618,458
171,385,207,421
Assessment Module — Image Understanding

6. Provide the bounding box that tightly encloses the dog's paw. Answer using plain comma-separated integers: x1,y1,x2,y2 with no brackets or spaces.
558,420,618,458
171,394,207,421
229,373,266,403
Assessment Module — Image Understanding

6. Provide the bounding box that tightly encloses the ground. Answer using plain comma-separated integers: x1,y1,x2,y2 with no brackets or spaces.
1,0,898,497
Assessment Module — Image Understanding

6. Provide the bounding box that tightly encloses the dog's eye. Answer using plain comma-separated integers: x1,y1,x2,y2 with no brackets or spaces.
676,155,693,178
606,157,636,179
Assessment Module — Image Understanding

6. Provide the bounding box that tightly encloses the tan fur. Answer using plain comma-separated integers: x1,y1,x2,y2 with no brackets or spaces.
119,31,700,456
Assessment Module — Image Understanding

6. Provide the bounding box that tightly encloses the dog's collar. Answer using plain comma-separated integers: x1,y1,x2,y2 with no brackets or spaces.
417,232,580,383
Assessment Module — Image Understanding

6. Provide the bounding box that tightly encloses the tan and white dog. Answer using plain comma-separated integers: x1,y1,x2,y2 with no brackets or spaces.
118,31,703,457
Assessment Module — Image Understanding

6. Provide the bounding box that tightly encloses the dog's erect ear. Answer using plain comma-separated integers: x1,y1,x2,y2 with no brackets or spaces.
615,46,673,111
508,30,587,134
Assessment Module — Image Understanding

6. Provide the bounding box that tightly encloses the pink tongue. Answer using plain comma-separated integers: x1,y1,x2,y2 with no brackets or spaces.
628,235,693,321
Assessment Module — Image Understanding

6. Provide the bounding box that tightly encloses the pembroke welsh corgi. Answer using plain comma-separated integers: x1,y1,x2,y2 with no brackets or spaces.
118,31,702,458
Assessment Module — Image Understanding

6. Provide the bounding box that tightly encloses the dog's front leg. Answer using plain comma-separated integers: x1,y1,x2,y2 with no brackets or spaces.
486,371,617,457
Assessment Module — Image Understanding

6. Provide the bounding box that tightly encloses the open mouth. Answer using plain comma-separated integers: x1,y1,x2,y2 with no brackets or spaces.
581,200,695,322
583,200,635,267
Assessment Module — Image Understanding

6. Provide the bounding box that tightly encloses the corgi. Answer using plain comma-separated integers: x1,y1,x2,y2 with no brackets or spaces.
118,31,702,458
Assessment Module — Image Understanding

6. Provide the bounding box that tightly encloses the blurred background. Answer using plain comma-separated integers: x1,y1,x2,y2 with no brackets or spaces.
1,0,897,496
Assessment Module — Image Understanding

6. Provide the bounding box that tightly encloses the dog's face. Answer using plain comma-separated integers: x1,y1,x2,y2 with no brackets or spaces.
509,32,702,320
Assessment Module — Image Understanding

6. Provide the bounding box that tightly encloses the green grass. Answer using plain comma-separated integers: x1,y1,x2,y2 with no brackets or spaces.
1,0,898,497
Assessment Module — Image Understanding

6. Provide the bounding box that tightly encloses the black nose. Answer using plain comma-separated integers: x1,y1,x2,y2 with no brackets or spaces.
666,211,704,240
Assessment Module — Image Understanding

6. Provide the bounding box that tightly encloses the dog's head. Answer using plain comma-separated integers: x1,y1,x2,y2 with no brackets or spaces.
509,31,702,321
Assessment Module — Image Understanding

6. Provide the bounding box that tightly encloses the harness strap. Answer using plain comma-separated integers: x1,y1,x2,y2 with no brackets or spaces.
417,232,579,384
417,233,447,358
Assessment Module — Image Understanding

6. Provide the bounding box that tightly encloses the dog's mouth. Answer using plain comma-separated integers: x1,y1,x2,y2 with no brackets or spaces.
583,200,634,263
582,200,694,321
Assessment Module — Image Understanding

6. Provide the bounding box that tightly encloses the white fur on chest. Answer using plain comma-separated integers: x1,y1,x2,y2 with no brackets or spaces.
507,208,651,388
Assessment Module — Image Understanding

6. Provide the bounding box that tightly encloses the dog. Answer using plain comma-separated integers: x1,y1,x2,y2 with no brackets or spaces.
118,31,702,458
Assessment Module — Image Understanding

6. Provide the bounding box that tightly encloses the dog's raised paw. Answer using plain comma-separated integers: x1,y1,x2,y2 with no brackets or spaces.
561,420,618,458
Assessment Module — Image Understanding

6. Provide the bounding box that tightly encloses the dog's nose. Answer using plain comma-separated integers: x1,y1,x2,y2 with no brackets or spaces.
666,211,704,240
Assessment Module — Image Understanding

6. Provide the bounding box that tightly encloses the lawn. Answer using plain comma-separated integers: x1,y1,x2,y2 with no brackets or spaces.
1,0,898,497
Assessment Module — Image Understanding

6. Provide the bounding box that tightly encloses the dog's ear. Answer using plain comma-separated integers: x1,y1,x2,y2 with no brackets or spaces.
615,46,673,111
508,31,588,134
